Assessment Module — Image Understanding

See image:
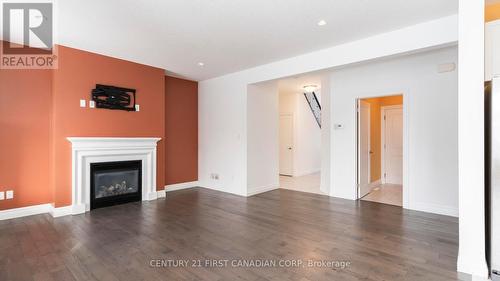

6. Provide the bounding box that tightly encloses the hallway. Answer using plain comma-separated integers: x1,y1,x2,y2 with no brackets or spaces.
279,172,325,195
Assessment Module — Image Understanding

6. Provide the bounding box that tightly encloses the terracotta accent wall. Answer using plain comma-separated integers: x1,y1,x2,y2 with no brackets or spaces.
1,43,195,211
486,3,500,22
52,46,166,207
363,95,403,182
165,76,198,185
0,64,52,210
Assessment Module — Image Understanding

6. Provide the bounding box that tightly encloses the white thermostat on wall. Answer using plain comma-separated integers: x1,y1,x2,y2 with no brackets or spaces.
335,124,344,129
437,63,456,73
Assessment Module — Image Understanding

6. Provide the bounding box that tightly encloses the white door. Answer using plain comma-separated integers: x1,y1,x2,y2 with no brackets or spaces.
279,115,293,176
383,106,403,184
358,100,371,198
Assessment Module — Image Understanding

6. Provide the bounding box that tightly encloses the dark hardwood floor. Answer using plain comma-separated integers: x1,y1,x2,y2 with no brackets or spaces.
0,188,467,281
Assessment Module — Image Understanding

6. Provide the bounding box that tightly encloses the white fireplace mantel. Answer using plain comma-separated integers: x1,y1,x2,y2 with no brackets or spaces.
67,137,161,215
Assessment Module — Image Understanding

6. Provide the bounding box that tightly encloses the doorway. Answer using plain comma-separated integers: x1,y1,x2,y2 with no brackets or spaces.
357,95,403,206
278,79,324,195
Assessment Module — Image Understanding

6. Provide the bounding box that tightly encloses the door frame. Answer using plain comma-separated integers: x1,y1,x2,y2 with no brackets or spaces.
356,92,409,209
279,113,294,176
381,105,403,185
356,100,371,198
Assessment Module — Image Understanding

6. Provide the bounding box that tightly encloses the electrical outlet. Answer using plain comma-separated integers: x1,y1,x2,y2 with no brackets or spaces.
80,99,86,108
210,173,220,180
135,104,140,111
89,100,95,108
6,190,13,200
0,192,4,200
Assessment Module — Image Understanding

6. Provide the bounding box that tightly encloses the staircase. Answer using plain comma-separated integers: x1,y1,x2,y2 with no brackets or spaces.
303,91,321,128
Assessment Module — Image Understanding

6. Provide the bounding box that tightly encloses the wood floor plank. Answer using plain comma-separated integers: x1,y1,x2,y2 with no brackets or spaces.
0,187,462,281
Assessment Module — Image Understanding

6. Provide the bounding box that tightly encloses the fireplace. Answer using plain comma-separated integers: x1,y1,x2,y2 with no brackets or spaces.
90,160,142,210
67,137,160,215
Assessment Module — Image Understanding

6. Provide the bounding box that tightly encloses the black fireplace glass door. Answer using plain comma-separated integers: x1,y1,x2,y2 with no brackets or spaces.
94,170,139,198
90,160,142,210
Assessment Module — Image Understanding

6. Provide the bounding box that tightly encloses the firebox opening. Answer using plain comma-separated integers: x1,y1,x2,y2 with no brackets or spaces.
90,160,142,210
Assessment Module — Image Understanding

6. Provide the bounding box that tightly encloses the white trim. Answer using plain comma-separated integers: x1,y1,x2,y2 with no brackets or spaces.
49,205,73,218
0,204,51,220
381,104,404,185
279,113,294,177
247,185,279,196
356,100,371,198
157,189,166,198
0,190,167,220
165,181,199,192
411,202,458,217
67,137,161,215
66,137,161,147
197,182,248,197
402,95,410,210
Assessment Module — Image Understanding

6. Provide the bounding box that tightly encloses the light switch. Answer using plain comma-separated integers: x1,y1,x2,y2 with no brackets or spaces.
6,190,13,199
89,100,95,108
135,104,140,111
0,192,4,200
80,100,86,108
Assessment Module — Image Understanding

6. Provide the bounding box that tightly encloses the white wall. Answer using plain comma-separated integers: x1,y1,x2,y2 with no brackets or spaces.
296,91,322,175
320,75,331,195
247,82,280,195
199,78,248,196
198,15,457,197
197,11,488,278
457,0,488,278
279,91,296,114
279,91,322,177
330,46,458,216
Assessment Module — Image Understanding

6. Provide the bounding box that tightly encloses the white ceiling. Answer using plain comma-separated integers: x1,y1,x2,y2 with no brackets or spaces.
58,0,457,81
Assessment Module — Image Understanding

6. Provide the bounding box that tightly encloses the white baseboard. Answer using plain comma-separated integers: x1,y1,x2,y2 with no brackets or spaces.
157,189,166,198
198,181,252,197
410,202,458,217
197,182,248,197
0,204,51,220
0,204,77,220
247,185,279,197
165,181,199,192
457,254,489,280
0,188,171,220
49,205,73,218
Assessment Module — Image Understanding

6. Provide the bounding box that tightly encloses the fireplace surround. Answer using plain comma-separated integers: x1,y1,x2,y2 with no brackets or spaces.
67,137,161,214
